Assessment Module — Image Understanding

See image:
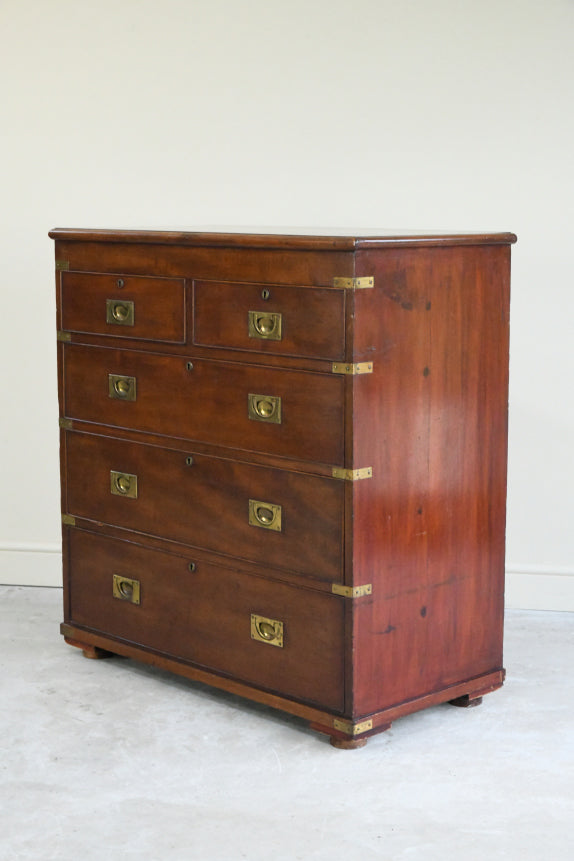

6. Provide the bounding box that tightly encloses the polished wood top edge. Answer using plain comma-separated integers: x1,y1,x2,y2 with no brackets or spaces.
49,228,517,250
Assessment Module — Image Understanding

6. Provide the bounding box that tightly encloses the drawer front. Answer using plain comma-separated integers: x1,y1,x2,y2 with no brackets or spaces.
64,345,344,464
66,432,344,582
61,272,186,342
193,280,346,360
68,529,345,711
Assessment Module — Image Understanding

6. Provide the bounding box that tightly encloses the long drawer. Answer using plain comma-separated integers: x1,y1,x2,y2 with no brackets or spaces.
67,529,345,711
63,344,345,465
65,431,344,582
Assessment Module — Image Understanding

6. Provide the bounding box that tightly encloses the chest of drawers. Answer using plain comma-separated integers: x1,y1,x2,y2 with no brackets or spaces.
52,227,516,748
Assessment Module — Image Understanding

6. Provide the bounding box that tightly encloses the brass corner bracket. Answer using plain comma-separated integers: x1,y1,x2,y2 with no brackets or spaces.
61,514,76,526
59,418,73,430
331,583,373,599
57,331,71,342
55,260,70,271
333,718,374,736
331,362,373,375
333,276,374,290
331,467,373,481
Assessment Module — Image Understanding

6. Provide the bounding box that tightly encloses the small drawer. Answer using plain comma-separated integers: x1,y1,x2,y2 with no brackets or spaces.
63,344,345,465
193,280,346,360
60,271,186,343
65,432,344,582
67,529,345,711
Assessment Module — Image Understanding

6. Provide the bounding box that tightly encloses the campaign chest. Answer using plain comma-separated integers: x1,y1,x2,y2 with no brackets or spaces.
52,228,516,747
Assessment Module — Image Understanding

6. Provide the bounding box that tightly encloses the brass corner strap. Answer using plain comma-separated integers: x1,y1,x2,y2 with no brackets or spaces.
331,583,372,599
333,718,374,736
61,514,76,526
59,418,73,429
333,276,374,290
331,467,372,481
331,362,373,375
57,331,71,342
55,260,70,271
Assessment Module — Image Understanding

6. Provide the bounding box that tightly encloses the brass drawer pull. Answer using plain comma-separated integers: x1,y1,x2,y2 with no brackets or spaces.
251,614,283,648
106,299,135,326
108,374,137,401
110,470,138,498
248,310,282,341
112,574,141,604
248,499,282,532
248,393,282,424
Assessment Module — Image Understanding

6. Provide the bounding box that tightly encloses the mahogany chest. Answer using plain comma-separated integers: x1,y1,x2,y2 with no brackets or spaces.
51,227,516,748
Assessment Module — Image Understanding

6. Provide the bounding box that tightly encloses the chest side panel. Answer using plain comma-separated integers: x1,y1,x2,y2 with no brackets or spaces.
350,244,511,716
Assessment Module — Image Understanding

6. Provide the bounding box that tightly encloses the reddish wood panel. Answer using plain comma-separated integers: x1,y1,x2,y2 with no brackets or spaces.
67,529,345,711
350,245,510,715
65,431,344,582
63,344,345,465
193,280,346,360
61,271,186,342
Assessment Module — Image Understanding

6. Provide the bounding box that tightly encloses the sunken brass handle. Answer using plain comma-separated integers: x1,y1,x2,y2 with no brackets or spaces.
108,374,136,401
112,574,141,604
248,499,282,532
106,299,135,326
248,393,282,424
251,614,283,647
248,311,282,341
110,470,138,498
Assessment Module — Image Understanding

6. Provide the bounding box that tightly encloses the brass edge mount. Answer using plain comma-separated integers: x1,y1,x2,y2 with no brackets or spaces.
331,466,373,481
331,362,373,375
331,583,373,598
57,331,71,342
333,276,374,290
62,514,76,526
59,418,73,429
55,260,70,271
333,718,374,736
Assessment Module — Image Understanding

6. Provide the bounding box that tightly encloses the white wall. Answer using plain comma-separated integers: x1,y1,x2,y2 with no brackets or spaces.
1,0,573,609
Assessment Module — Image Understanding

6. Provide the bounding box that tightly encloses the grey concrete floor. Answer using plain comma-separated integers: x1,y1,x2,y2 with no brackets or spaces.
1,585,573,861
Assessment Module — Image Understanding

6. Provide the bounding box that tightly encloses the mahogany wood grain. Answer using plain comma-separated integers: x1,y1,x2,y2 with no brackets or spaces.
63,344,345,464
65,431,344,582
350,245,510,716
61,271,186,342
67,529,345,711
193,279,346,360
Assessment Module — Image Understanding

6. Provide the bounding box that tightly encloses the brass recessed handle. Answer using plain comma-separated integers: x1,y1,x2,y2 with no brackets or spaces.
248,393,282,424
106,298,135,326
248,310,282,341
112,574,141,604
110,470,138,498
108,374,136,401
248,499,282,532
251,614,283,647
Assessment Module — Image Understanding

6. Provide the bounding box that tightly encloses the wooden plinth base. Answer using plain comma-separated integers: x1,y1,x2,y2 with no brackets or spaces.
448,694,483,708
330,736,368,750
